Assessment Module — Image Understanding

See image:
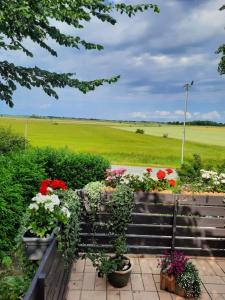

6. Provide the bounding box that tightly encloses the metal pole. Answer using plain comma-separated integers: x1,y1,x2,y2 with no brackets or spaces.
181,84,189,165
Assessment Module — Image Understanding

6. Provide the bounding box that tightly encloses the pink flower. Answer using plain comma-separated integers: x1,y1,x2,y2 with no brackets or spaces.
106,176,113,181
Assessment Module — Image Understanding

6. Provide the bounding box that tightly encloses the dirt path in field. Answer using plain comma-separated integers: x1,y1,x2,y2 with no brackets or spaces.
111,165,177,178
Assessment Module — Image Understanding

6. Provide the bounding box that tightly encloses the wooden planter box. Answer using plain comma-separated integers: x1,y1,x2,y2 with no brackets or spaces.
160,272,193,298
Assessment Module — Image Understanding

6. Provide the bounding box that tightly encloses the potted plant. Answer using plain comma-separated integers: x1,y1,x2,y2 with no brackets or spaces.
159,250,201,299
85,184,134,288
22,179,70,260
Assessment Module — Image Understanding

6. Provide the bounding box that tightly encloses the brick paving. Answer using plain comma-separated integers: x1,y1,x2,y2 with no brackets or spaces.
66,256,225,300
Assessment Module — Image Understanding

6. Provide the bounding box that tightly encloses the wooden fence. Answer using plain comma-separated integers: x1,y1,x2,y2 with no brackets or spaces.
80,192,225,256
24,239,69,300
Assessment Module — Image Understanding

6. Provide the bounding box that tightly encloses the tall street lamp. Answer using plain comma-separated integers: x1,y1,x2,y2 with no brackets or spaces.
181,81,194,165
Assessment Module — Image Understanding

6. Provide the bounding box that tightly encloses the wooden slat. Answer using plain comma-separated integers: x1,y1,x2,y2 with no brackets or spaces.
178,194,225,206
80,234,171,247
134,203,174,214
176,216,225,228
175,237,225,249
134,192,174,204
178,206,225,217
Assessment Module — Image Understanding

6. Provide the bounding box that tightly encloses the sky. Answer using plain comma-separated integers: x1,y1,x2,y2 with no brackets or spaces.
0,0,225,122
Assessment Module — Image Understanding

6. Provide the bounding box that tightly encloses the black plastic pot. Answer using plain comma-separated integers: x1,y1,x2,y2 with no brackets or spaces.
107,257,133,288
22,230,55,261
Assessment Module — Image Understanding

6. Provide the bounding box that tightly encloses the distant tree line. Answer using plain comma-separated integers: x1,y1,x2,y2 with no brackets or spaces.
167,120,225,126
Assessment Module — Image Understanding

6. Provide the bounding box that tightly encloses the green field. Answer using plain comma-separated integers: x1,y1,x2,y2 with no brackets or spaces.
113,124,225,147
0,117,225,167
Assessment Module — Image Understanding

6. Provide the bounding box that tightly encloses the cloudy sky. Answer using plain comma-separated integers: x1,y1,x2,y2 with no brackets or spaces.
1,0,225,122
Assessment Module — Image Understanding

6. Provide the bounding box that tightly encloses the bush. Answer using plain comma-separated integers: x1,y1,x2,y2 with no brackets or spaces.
0,275,25,300
0,147,109,258
177,154,203,184
29,147,110,189
162,133,168,138
0,127,27,154
136,129,144,134
0,152,46,258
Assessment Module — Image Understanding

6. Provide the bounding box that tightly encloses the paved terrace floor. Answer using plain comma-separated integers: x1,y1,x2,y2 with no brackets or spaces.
66,256,225,300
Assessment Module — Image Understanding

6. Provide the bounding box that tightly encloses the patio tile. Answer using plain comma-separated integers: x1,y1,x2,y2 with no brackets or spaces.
69,280,83,290
82,272,96,290
170,295,185,300
107,291,120,300
131,274,144,291
131,258,141,273
73,259,85,273
84,259,96,273
142,273,156,291
120,291,133,300
153,274,160,283
133,291,159,300
209,294,225,300
201,276,225,284
95,274,106,291
67,289,81,300
204,283,225,294
216,261,225,274
209,261,225,276
70,272,84,281
199,293,211,300
139,258,152,273
158,292,173,299
80,291,106,300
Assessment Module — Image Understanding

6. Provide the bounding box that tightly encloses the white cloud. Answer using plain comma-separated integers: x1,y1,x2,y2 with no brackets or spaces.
129,112,148,119
193,111,221,120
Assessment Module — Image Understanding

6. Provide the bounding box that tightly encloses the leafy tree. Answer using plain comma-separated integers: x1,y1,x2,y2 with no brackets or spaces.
0,1,159,107
216,5,225,75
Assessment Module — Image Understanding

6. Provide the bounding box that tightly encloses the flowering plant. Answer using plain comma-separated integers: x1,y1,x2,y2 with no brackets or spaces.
39,179,68,195
120,168,176,192
159,250,188,277
105,168,127,188
200,169,225,193
27,179,70,238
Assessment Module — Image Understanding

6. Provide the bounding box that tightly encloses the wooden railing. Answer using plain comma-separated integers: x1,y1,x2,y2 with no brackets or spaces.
80,192,225,256
24,239,70,300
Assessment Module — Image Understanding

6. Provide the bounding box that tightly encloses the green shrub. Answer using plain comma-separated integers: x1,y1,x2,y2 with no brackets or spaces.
29,147,110,189
177,154,203,184
136,128,144,134
0,275,25,300
0,127,27,154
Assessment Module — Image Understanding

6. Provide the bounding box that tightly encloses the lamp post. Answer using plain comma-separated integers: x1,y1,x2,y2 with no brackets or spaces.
181,81,194,165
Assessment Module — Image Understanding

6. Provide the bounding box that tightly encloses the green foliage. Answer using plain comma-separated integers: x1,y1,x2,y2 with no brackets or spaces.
85,184,134,277
0,275,25,300
0,1,159,107
0,127,27,154
83,181,105,223
30,147,110,189
57,190,81,267
177,154,203,184
108,185,134,244
136,128,144,134
216,5,225,75
176,261,201,298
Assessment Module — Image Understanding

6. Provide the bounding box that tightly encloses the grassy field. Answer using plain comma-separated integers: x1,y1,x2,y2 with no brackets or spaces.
113,124,225,147
0,116,224,167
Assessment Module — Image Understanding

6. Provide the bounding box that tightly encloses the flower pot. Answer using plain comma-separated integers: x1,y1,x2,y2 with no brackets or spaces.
22,230,55,261
160,272,176,293
107,257,133,288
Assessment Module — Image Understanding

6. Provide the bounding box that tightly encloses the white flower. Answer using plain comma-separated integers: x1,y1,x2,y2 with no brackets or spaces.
61,206,71,218
47,187,53,192
29,203,39,210
220,179,225,184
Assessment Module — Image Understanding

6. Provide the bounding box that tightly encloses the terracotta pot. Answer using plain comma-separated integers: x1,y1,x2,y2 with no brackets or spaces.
160,272,176,293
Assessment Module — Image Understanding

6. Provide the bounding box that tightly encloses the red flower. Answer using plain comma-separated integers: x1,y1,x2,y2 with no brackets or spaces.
166,168,173,175
39,185,48,195
51,179,68,190
146,167,152,173
156,170,166,180
169,179,176,187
